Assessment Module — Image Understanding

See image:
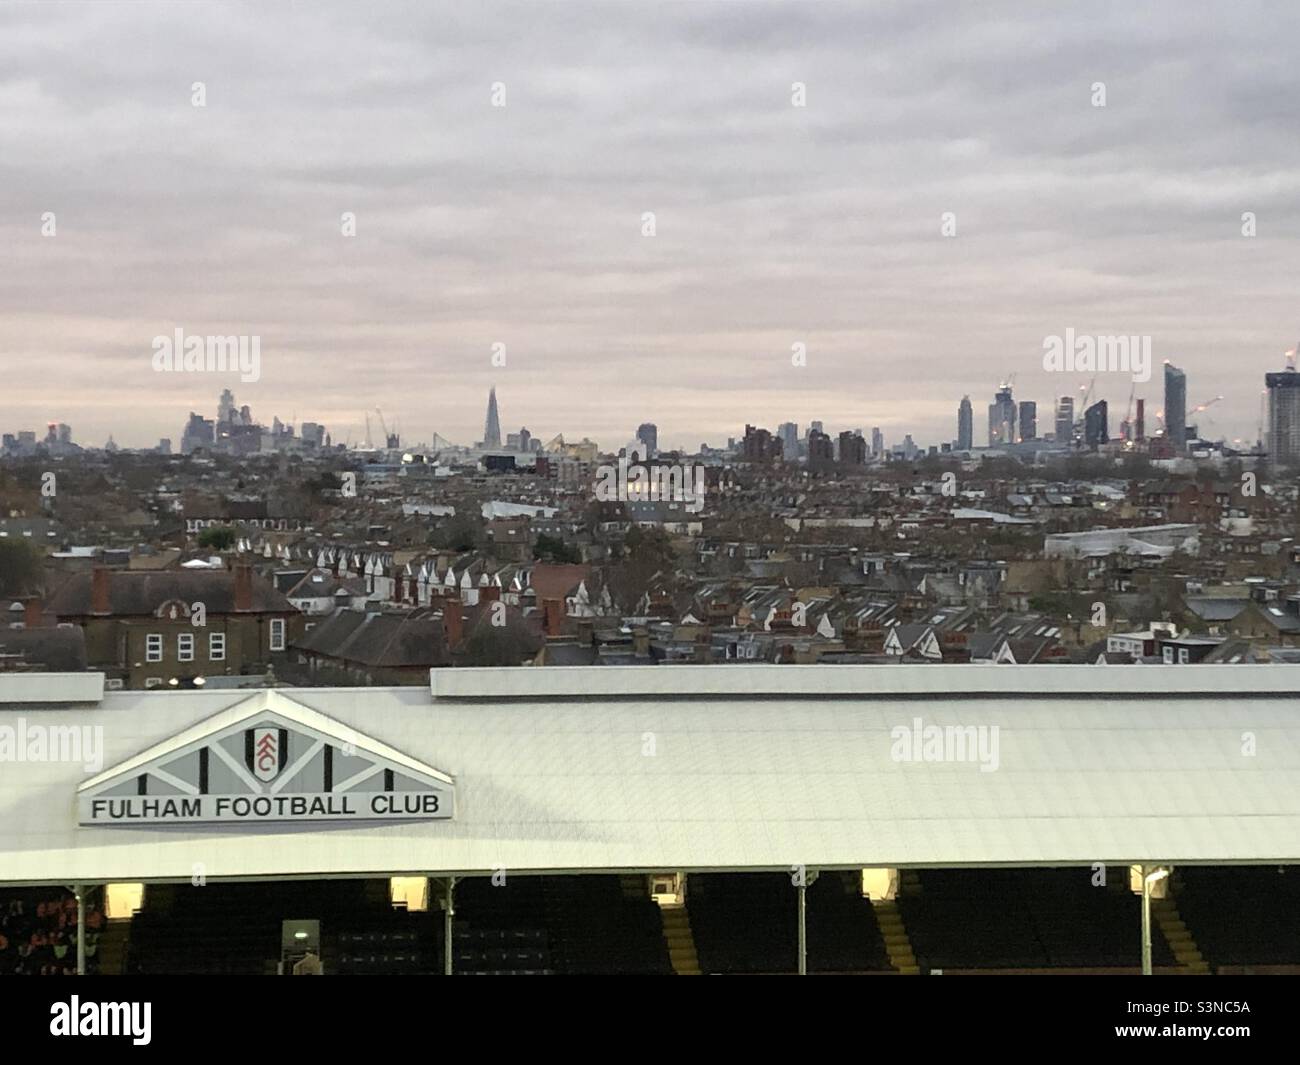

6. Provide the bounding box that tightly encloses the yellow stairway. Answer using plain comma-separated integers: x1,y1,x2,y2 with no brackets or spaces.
872,898,920,974
95,920,132,975
1152,897,1210,974
660,906,701,975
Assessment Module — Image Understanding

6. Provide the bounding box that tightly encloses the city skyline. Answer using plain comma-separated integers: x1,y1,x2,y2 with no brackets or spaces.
4,3,1300,450
6,352,1295,458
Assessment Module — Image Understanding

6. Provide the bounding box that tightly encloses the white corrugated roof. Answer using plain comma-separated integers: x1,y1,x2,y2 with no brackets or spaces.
1,666,1299,884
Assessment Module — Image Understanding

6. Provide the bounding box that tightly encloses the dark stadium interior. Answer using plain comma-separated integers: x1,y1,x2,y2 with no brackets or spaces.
6,866,1296,976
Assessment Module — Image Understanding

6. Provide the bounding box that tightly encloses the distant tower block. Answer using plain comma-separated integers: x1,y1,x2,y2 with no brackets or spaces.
483,387,502,449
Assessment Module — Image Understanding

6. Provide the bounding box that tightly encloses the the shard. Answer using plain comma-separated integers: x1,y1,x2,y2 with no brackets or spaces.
483,387,502,449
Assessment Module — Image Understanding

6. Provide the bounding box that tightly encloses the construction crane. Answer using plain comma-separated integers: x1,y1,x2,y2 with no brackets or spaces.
1190,397,1216,444
1078,374,1098,413
374,408,390,446
1189,395,1223,442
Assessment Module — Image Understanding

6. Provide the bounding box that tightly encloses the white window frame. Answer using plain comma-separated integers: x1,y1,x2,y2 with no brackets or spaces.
270,618,285,652
177,633,194,663
209,632,226,662
146,634,163,663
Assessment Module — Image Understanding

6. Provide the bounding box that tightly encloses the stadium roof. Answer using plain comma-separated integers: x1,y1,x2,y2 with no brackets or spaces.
1,665,1298,886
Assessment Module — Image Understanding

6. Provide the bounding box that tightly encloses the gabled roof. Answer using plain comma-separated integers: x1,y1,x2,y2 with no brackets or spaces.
47,569,292,616
293,609,451,668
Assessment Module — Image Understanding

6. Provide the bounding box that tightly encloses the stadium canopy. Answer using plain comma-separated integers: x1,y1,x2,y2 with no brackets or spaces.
1,664,1298,887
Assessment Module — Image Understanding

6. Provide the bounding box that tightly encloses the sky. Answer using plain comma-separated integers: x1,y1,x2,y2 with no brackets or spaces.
2,1,1299,452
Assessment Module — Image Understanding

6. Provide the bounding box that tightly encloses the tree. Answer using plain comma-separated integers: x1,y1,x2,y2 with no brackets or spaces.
608,526,677,611
432,513,483,553
534,533,581,564
198,527,236,551
0,540,42,597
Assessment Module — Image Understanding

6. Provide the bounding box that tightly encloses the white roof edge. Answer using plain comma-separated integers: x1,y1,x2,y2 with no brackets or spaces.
0,672,104,704
430,663,1300,700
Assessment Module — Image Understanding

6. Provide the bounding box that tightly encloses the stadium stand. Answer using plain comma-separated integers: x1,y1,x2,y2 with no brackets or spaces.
3,667,1299,976
898,868,1177,972
453,876,552,975
1175,866,1300,970
127,880,440,975
689,873,797,973
539,875,673,975
10,868,1300,976
0,887,103,976
688,872,891,973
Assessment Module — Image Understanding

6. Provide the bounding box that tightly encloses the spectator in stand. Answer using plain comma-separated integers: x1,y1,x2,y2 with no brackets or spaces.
0,890,101,976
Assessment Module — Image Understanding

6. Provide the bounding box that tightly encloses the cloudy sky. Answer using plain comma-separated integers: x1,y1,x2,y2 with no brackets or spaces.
2,1,1298,451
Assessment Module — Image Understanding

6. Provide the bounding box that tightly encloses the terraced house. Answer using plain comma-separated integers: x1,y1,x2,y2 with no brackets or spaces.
44,564,303,689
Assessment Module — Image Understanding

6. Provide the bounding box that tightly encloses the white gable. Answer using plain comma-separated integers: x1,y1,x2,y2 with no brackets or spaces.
78,691,454,826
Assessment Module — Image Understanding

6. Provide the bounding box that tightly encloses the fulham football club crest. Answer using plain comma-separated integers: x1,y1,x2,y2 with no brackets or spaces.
248,726,286,783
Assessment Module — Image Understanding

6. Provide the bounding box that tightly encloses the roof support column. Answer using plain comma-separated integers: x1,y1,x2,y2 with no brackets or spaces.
797,869,817,975
1141,870,1151,976
442,876,457,976
1140,865,1170,976
73,884,86,976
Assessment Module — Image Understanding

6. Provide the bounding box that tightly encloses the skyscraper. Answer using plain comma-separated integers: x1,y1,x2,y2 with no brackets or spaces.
807,429,834,469
483,387,502,449
777,422,799,457
1055,396,1075,445
987,385,1016,446
1266,361,1300,466
871,427,883,458
1164,362,1187,449
636,423,658,458
957,396,973,450
837,430,867,465
1018,401,1037,442
1084,400,1109,449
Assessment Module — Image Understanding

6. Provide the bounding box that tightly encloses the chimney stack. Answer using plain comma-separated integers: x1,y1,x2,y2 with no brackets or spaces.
392,566,405,603
542,598,563,637
443,599,463,648
91,567,111,616
23,598,44,628
233,563,254,612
